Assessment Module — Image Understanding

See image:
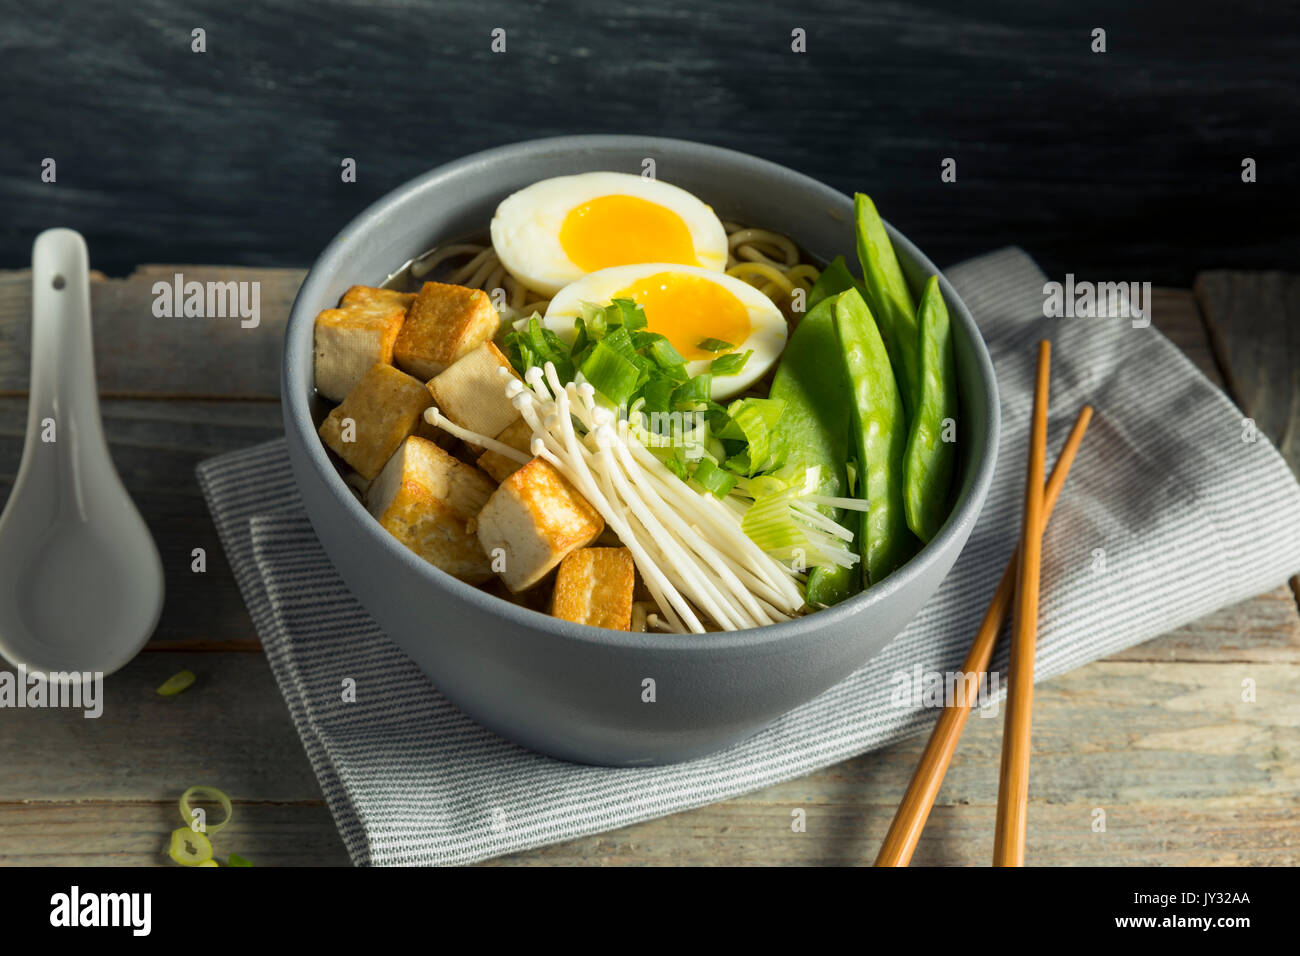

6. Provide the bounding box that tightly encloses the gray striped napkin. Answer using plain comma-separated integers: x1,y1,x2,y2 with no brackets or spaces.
197,248,1300,866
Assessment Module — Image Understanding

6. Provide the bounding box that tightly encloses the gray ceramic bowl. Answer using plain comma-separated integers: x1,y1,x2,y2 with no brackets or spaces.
282,135,999,766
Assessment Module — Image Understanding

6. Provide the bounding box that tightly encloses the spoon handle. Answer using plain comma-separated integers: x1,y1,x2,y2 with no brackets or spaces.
27,229,108,469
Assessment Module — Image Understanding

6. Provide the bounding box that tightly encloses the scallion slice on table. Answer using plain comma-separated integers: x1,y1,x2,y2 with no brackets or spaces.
156,670,196,696
168,827,213,866
179,784,233,835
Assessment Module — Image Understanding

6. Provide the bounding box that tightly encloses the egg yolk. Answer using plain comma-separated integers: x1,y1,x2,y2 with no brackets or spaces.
560,195,698,272
615,272,751,361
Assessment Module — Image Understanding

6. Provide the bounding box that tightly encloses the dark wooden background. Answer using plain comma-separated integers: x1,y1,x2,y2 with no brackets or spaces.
1,0,1296,284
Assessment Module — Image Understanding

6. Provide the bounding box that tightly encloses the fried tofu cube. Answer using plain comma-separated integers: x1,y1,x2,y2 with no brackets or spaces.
552,548,635,629
427,341,522,444
393,281,499,380
366,436,496,583
318,364,432,480
476,418,533,482
474,459,604,592
313,286,414,402
340,285,413,310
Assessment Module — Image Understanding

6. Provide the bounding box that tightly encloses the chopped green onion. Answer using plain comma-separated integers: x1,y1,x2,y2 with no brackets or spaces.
717,398,786,475
641,376,675,415
744,474,789,499
671,375,713,410
696,337,735,353
455,365,807,630
709,349,752,377
228,853,254,867
503,316,572,380
598,326,640,364
579,301,608,337
717,397,784,440
639,333,687,372
571,316,590,356
610,298,648,330
580,340,641,405
180,785,233,835
511,298,734,422
740,485,861,571
741,492,807,556
156,670,196,696
168,827,213,867
723,449,752,475
659,451,690,480
690,457,737,498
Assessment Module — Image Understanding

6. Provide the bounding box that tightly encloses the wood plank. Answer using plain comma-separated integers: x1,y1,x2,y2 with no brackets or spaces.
6,798,1290,868
1150,287,1222,388
0,273,1294,866
0,803,350,867
1107,289,1300,662
494,660,1300,866
0,266,302,398
1194,270,1300,607
491,805,1300,867
6,651,1295,866
1194,271,1299,475
1106,585,1300,663
0,398,283,644
0,653,321,803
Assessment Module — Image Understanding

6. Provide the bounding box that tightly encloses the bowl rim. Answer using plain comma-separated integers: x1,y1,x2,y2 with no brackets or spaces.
283,134,1000,654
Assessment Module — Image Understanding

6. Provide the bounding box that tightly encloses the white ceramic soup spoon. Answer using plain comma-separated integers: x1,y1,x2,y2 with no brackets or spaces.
0,229,164,676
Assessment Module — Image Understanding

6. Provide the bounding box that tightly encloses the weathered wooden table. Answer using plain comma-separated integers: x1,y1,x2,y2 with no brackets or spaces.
0,267,1295,866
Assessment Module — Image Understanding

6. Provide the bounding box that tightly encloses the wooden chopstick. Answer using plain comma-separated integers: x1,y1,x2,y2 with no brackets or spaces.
993,339,1053,866
874,401,1092,867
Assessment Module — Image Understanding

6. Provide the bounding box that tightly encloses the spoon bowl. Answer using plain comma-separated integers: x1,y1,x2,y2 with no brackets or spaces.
0,229,164,676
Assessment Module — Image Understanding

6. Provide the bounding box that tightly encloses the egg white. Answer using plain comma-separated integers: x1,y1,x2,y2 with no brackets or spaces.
490,172,729,298
540,263,788,401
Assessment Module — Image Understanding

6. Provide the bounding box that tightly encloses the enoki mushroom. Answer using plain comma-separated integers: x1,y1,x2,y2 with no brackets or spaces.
425,363,806,633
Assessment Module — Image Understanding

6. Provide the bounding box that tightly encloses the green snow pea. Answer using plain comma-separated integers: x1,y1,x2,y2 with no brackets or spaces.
854,193,919,415
903,277,959,542
807,255,863,310
770,297,861,606
834,287,914,584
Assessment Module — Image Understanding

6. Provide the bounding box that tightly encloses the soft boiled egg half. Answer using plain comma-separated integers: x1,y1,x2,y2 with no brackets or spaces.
542,264,788,401
490,172,730,297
